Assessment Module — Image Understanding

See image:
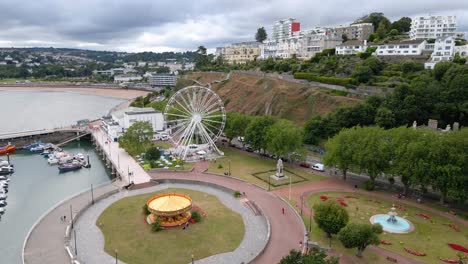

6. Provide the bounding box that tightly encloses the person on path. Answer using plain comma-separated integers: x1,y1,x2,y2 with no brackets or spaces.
60,216,63,223
64,215,67,222
282,208,285,215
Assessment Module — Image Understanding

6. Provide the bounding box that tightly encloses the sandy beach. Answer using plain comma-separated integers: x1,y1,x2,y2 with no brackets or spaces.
0,86,149,100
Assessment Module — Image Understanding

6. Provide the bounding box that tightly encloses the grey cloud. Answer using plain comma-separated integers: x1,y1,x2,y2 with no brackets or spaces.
0,0,467,52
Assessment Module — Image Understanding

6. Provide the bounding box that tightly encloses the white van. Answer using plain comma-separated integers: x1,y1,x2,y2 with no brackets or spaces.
312,163,324,172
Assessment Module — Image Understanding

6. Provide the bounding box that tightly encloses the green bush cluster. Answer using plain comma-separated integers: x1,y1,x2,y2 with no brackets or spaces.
191,211,202,222
233,190,242,198
294,72,352,86
151,218,163,232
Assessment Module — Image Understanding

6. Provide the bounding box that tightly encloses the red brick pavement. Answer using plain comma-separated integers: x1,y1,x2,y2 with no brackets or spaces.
150,161,305,264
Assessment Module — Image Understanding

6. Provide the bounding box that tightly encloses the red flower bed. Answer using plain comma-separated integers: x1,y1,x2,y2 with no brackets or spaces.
192,204,207,217
394,205,406,211
439,257,459,263
416,213,431,219
380,240,392,245
336,197,344,201
320,196,329,201
189,219,196,224
366,199,382,204
339,201,348,207
344,195,358,199
404,248,426,256
447,224,461,232
448,243,468,253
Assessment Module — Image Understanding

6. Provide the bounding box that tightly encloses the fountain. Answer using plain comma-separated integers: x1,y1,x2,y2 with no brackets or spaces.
146,193,192,227
370,204,414,234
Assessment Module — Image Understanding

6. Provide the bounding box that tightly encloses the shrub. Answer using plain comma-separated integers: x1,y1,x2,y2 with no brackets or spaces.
142,204,150,214
329,90,349,96
217,164,223,169
146,147,162,161
363,180,375,191
191,211,202,222
294,72,352,86
151,218,163,232
233,190,242,198
388,177,395,185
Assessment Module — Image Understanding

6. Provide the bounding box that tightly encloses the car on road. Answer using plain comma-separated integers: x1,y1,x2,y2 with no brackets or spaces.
312,163,324,172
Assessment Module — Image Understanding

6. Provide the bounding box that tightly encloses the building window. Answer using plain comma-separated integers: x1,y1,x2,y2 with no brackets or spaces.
412,50,417,53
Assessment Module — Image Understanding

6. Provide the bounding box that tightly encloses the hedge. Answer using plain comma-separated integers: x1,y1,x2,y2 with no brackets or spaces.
294,72,352,86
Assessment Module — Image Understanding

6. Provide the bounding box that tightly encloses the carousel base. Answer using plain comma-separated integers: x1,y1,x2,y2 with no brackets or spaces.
146,212,192,227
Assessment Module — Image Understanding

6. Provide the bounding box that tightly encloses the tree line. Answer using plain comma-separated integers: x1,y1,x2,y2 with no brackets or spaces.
323,126,467,203
304,61,468,145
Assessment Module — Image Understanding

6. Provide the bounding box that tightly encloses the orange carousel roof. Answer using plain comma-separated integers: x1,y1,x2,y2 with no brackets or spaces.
147,193,192,216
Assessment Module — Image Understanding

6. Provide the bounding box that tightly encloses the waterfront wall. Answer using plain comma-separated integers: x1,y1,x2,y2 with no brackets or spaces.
0,131,89,148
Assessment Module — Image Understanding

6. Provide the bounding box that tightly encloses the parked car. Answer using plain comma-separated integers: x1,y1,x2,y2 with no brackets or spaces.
312,163,324,172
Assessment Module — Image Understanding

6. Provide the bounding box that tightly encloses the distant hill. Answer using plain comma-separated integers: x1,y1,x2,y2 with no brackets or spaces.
180,72,363,123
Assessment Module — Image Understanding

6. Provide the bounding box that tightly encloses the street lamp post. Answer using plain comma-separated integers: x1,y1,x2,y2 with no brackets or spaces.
74,229,77,256
268,175,271,191
228,160,231,176
115,249,118,264
70,204,73,229
309,206,312,233
118,154,120,169
91,184,94,205
288,174,292,201
191,254,194,264
300,195,303,216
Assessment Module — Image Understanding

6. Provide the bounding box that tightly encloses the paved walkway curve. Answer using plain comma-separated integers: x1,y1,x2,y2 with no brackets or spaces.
74,182,269,264
150,161,305,264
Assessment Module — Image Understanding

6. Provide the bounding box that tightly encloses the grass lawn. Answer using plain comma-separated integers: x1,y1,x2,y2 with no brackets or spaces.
97,188,245,264
306,192,468,264
207,147,325,189
151,141,173,149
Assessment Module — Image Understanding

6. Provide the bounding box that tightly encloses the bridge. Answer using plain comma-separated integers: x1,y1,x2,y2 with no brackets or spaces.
0,127,90,148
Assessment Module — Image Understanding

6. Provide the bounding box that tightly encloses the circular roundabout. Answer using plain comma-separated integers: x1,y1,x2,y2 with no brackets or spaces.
74,182,269,264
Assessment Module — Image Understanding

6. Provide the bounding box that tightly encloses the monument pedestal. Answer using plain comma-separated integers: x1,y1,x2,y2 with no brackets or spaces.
270,174,288,181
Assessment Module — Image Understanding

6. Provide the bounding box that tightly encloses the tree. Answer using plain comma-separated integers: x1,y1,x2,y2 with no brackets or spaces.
224,112,252,144
118,121,154,156
255,27,268,43
265,119,304,158
391,17,412,33
375,107,396,129
304,116,332,145
313,201,349,247
338,223,383,257
145,146,161,161
453,52,467,65
341,34,348,42
433,61,455,81
355,12,386,31
389,127,433,195
323,128,358,180
376,18,392,38
401,60,424,74
244,115,276,152
353,127,391,189
279,248,339,264
351,65,373,83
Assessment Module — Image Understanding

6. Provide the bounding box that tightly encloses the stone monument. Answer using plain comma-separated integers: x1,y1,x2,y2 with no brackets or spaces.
270,158,288,181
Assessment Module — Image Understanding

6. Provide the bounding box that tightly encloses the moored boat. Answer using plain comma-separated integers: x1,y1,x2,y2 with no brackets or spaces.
0,144,16,156
58,163,82,173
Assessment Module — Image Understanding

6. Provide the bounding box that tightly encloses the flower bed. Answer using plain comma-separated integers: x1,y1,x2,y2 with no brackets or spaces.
439,257,459,263
448,243,468,253
320,195,328,201
404,247,426,256
344,195,358,199
380,240,392,245
446,224,461,232
339,201,348,207
366,199,381,204
416,213,431,219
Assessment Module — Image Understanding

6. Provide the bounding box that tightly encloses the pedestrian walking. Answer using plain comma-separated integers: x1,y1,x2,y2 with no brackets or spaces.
64,215,67,222
60,216,63,223
282,208,285,215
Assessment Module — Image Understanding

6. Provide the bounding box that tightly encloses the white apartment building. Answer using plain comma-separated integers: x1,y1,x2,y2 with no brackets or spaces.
375,39,426,56
272,18,301,42
94,68,137,76
259,40,279,59
148,73,177,87
410,15,462,40
276,36,303,59
335,40,371,55
425,36,455,69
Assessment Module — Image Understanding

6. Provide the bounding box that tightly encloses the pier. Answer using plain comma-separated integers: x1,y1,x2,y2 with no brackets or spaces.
91,126,151,185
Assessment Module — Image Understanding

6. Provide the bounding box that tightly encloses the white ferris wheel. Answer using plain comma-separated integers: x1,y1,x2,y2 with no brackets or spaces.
164,86,226,160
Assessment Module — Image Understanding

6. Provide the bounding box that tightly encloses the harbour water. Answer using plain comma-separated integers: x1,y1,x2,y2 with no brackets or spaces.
0,90,123,263
0,90,124,134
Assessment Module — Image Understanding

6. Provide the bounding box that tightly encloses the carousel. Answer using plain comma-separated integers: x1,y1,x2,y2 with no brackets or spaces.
146,193,193,227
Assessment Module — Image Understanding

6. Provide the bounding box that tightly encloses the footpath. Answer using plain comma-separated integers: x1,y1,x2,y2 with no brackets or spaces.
23,183,118,264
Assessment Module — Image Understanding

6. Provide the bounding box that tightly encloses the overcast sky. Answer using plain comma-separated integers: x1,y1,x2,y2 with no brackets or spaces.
0,0,467,53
